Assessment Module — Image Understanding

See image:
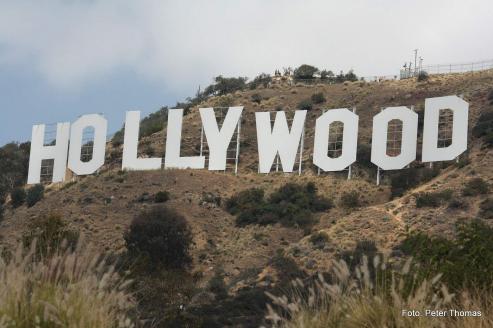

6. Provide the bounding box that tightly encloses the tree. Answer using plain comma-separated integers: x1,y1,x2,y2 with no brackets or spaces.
0,142,30,203
294,64,319,80
124,206,193,270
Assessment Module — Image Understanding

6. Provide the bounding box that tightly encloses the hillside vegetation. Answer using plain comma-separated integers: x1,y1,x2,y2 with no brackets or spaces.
1,67,493,327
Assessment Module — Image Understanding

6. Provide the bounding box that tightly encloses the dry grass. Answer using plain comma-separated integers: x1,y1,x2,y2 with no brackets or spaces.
265,256,491,328
0,240,135,328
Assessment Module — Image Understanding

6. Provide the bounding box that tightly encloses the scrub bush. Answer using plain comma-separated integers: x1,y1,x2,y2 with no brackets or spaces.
26,184,44,207
10,187,26,208
462,177,489,196
124,206,193,270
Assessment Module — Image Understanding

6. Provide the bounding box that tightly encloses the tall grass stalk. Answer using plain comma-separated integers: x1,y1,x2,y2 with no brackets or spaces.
0,240,135,328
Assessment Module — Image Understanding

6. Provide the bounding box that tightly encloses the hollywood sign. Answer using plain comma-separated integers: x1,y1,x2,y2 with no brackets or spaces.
27,95,468,184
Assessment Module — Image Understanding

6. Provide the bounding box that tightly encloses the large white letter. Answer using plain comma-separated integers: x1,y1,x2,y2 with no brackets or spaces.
68,114,107,175
122,111,162,170
165,108,205,169
313,108,359,171
27,122,70,184
371,107,418,170
422,95,468,162
200,106,243,170
256,110,306,173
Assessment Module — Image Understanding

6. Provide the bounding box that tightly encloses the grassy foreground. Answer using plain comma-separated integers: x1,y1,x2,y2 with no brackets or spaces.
0,241,134,328
265,257,493,328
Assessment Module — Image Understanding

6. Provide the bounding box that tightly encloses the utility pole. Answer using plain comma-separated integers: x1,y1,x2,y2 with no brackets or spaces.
414,49,418,76
419,57,423,74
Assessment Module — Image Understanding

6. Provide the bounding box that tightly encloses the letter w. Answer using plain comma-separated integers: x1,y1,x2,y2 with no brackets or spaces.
255,110,306,173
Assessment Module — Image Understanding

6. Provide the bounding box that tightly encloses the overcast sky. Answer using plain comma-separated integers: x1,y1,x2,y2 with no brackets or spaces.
0,0,492,144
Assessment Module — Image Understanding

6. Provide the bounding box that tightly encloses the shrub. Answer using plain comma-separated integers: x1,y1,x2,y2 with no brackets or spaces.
251,93,263,104
472,110,493,147
207,271,228,300
10,187,26,208
390,167,440,198
22,213,79,259
462,177,489,196
154,191,170,203
249,73,272,89
479,198,493,219
399,219,493,291
0,204,3,221
293,64,319,80
297,99,313,111
204,76,247,96
415,189,453,208
270,253,305,281
448,198,468,210
225,188,265,215
26,184,44,207
201,192,221,206
310,92,326,104
0,242,134,328
486,89,493,105
340,240,379,270
320,70,334,80
0,142,30,203
124,206,193,270
227,183,332,228
309,231,329,249
417,71,429,81
339,191,360,208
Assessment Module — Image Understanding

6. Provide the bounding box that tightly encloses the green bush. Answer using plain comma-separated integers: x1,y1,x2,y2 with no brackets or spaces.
124,206,193,270
297,99,313,111
417,71,429,81
462,177,489,196
251,93,262,104
227,183,332,228
311,92,326,104
154,191,170,203
225,188,265,215
399,219,493,291
390,166,440,198
479,198,493,219
339,191,360,208
415,189,453,208
10,187,26,208
22,213,79,259
204,76,247,96
26,184,44,207
294,64,319,80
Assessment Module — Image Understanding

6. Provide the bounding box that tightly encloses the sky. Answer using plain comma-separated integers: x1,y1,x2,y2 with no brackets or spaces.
0,0,492,145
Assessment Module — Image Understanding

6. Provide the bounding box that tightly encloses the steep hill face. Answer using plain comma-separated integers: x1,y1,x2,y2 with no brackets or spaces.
1,70,493,282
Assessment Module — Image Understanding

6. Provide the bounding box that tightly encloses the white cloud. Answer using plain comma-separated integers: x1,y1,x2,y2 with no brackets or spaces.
0,0,492,92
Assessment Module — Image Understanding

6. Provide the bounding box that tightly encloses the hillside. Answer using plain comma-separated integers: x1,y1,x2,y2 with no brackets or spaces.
1,70,493,326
